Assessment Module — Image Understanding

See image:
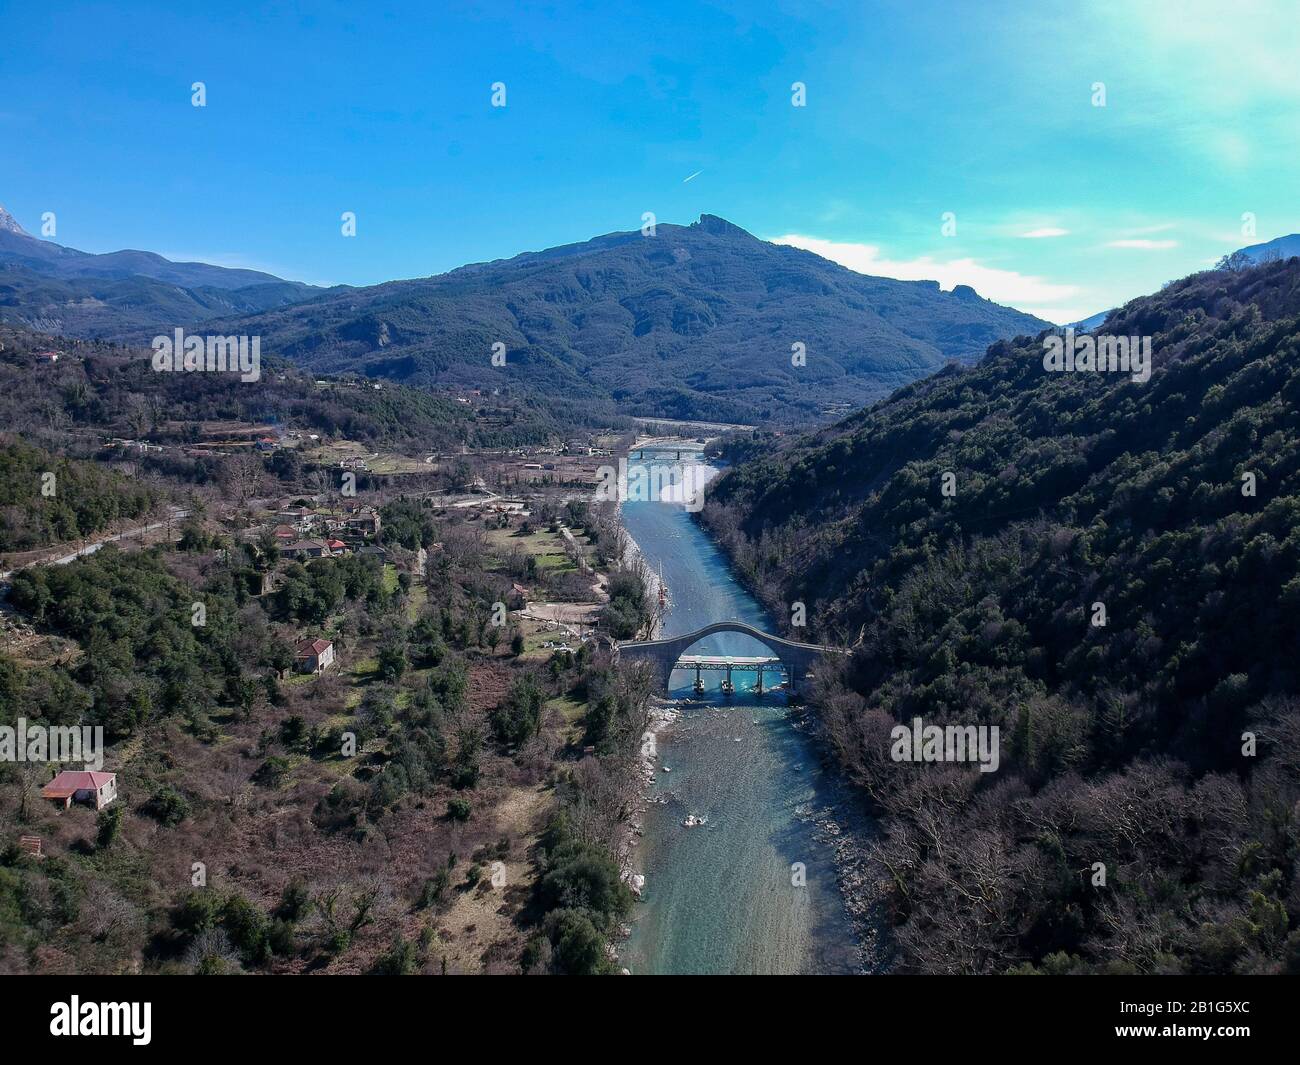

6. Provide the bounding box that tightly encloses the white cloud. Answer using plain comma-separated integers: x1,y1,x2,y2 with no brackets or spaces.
1021,227,1069,238
771,233,1084,323
159,249,329,286
1106,238,1179,249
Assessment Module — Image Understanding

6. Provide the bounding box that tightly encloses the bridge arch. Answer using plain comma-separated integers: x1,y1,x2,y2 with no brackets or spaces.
615,621,841,695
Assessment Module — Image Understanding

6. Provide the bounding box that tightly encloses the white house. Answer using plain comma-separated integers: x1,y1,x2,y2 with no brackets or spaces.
42,770,117,810
295,637,335,674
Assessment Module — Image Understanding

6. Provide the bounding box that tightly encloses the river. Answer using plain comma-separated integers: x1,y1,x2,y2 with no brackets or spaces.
617,450,862,975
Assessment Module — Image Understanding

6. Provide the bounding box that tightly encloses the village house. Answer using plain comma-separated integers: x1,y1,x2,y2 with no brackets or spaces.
42,770,117,810
295,637,335,674
277,506,319,531
285,539,332,559
271,524,298,541
345,508,381,536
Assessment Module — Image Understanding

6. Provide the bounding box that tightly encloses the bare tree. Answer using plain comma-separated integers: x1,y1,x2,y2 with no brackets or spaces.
221,451,268,509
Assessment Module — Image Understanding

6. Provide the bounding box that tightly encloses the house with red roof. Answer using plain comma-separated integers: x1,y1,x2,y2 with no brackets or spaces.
295,637,335,674
42,770,117,810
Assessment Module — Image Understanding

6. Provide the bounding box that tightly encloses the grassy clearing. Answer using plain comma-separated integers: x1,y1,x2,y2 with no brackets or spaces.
298,437,431,475
406,581,427,622
350,656,379,677
381,563,400,595
546,693,586,729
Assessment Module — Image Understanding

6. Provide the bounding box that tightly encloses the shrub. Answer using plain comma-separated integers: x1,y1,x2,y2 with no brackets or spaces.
221,893,269,965
275,881,312,923
417,869,451,910
372,935,418,975
142,785,191,826
544,908,607,975
174,889,222,936
253,756,292,786
95,806,123,849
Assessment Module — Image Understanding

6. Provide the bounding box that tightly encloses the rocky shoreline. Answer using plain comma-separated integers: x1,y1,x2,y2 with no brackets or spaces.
613,695,682,973
787,708,894,974
616,695,680,898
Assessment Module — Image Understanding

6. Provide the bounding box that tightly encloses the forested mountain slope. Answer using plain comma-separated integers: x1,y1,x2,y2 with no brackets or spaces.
0,264,322,340
703,258,1300,973
0,324,582,460
215,215,1048,425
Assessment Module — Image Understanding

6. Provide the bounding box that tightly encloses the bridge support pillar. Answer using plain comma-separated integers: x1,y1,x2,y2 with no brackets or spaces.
755,664,763,695
693,663,704,695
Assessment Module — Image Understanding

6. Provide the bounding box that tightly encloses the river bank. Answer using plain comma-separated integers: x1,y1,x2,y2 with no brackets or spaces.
613,514,664,638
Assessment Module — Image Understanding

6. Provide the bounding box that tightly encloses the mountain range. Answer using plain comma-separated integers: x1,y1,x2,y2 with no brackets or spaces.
0,206,309,290
0,206,1048,424
1239,232,1300,264
12,203,1296,426
209,214,1055,424
0,204,328,340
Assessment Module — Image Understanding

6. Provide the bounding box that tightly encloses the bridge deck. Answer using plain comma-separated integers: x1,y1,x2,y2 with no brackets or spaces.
677,655,783,668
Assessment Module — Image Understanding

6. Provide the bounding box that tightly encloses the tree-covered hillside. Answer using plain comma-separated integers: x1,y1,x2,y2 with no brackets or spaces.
0,263,321,339
0,215,1047,426
703,257,1300,974
211,215,1047,425
0,437,159,552
0,325,587,457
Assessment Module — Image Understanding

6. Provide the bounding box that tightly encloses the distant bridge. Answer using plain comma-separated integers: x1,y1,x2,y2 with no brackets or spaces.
630,438,708,460
615,620,844,696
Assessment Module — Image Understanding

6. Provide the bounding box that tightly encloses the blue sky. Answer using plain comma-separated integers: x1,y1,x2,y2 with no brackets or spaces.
3,0,1297,322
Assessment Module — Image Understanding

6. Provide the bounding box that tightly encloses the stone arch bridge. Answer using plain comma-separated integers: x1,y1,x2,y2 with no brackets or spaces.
615,620,844,695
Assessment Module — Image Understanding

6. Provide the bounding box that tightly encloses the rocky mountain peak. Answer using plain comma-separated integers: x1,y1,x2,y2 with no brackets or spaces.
0,204,31,237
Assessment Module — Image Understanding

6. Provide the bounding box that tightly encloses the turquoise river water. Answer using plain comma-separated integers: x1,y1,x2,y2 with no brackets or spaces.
617,452,861,975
